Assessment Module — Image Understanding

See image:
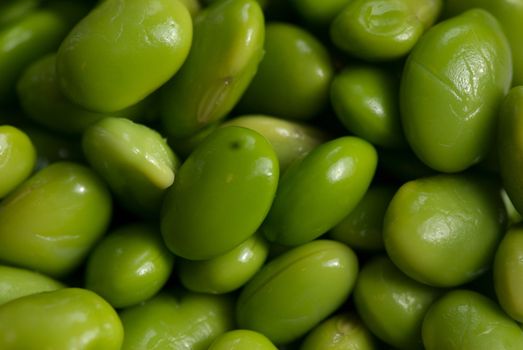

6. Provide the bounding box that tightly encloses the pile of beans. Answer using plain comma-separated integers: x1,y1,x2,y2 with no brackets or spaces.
1,0,523,349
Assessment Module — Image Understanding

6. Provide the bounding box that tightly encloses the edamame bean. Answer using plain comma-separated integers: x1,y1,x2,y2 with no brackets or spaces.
120,291,234,350
161,126,278,260
0,4,83,105
0,162,112,277
262,136,377,246
330,0,442,61
330,65,405,148
400,9,512,172
85,223,174,308
354,256,442,349
329,185,396,251
17,54,153,135
0,265,64,305
0,288,123,350
56,0,193,113
83,117,178,217
236,240,358,344
502,190,523,226
236,22,333,121
178,233,268,294
208,329,278,350
300,313,378,350
422,289,523,350
498,86,523,215
223,115,328,172
0,125,36,198
383,174,506,287
444,0,523,86
160,0,265,139
289,0,352,27
493,227,523,322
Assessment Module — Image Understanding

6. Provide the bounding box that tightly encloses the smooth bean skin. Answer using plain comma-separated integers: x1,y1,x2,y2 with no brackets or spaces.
0,288,123,350
179,233,269,294
57,0,192,113
0,162,112,277
160,0,264,139
0,265,64,305
354,256,442,349
502,189,523,226
0,125,36,198
383,174,506,287
208,329,278,350
493,227,523,322
498,86,523,215
400,9,512,172
17,54,152,135
120,291,234,350
300,313,378,350
289,0,352,27
330,0,442,61
236,240,359,344
236,22,333,121
0,6,81,105
223,115,328,172
161,126,279,260
444,0,523,86
422,289,523,350
83,117,178,217
329,185,396,251
86,224,174,308
330,65,405,148
261,136,377,246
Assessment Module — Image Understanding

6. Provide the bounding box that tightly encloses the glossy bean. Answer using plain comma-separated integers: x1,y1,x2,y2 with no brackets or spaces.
223,115,328,172
160,0,264,139
498,86,523,215
161,126,278,260
85,223,174,308
83,117,178,217
262,136,377,246
57,0,193,112
0,265,64,305
400,9,512,172
208,329,278,350
330,65,405,148
0,162,112,277
444,0,523,86
236,240,359,344
120,291,234,350
17,54,153,135
179,233,269,294
330,0,442,61
383,174,506,287
0,288,123,350
236,22,333,121
422,289,523,350
493,227,523,322
0,5,83,105
300,313,378,350
354,256,442,349
0,125,36,198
